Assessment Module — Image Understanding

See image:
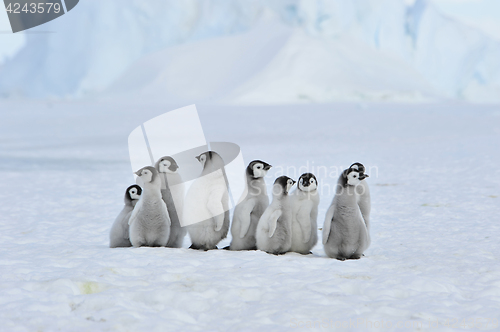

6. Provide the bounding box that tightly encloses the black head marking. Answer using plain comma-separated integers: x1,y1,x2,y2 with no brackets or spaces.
340,168,351,187
349,162,366,173
125,184,142,204
135,166,157,182
155,156,179,172
274,176,295,195
298,173,317,188
349,162,368,180
196,151,213,162
246,160,272,178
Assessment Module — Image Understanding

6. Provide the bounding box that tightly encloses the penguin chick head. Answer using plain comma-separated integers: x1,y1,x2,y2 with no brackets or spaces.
127,184,142,200
196,151,224,174
343,164,369,187
298,173,318,192
135,166,158,184
247,160,272,179
349,162,366,174
155,156,179,174
273,176,296,195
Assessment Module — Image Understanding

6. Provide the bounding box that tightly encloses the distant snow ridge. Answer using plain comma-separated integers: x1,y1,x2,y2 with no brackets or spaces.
0,0,499,103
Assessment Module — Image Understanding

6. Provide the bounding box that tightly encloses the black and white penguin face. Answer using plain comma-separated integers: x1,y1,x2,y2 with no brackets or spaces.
196,153,208,168
157,156,179,174
349,162,366,174
127,185,142,200
135,166,157,183
345,167,369,186
125,184,142,205
298,173,317,192
248,160,272,179
273,176,296,195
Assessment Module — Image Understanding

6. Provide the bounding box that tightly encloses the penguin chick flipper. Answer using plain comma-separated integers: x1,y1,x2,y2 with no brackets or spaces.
268,210,282,238
207,187,226,232
322,204,335,245
238,200,256,238
296,204,312,243
128,202,141,226
124,211,133,240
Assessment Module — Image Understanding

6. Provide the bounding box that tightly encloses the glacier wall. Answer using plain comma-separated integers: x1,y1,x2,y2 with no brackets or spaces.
0,0,499,103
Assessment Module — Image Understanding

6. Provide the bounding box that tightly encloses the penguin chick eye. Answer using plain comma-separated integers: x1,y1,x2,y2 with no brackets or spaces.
353,175,357,178
310,179,314,183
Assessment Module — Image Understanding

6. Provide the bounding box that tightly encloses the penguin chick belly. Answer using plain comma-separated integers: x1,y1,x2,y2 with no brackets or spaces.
333,206,364,255
133,200,170,245
290,222,311,254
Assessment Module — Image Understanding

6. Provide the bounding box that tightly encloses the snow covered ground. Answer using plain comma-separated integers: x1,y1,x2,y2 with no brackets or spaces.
0,100,499,331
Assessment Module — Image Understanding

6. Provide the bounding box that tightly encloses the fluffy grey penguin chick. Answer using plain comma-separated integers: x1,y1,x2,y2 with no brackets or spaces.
256,176,296,255
290,173,320,254
109,184,142,248
129,166,171,247
185,151,230,250
323,164,370,260
155,156,186,248
229,160,272,250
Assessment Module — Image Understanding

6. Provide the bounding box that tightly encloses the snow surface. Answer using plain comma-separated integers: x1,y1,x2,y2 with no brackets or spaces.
1,100,499,331
1,0,500,103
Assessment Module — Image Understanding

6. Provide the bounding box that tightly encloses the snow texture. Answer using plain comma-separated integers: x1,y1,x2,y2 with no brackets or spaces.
1,0,500,103
0,100,499,331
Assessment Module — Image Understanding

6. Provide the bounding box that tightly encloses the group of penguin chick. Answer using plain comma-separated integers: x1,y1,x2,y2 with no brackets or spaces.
110,151,371,261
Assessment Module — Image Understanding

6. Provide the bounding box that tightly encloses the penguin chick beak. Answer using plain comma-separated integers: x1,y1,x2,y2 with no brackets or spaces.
292,180,297,185
195,156,200,161
359,174,369,180
264,165,272,171
134,170,141,176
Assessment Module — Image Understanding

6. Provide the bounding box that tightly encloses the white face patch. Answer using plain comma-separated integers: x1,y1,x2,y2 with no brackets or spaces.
140,169,153,183
129,189,141,200
199,154,206,168
252,163,267,178
299,177,317,192
347,171,361,186
286,179,295,193
160,160,174,173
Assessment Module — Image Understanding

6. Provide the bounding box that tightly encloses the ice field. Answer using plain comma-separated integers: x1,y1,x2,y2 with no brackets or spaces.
0,100,499,331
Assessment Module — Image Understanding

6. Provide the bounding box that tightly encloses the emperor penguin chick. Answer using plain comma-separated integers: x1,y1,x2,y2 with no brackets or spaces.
350,162,371,231
184,151,230,250
256,176,296,255
109,184,142,248
290,173,320,254
229,160,272,250
129,166,171,247
155,156,186,248
323,165,370,260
